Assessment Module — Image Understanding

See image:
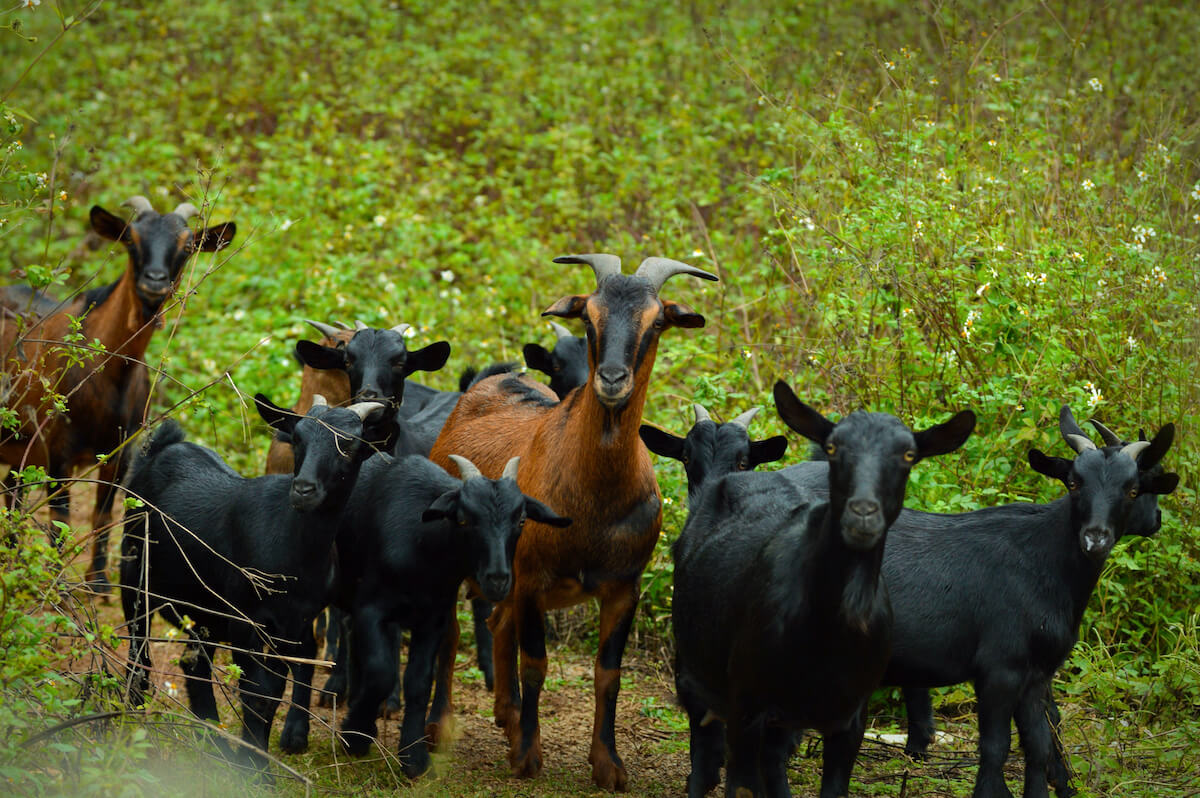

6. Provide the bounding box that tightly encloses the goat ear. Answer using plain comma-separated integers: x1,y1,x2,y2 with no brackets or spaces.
524,497,572,528
405,341,451,375
772,381,835,445
194,222,237,252
639,425,686,461
421,490,460,523
1028,448,1072,483
1141,471,1180,496
523,343,555,376
750,435,789,468
662,299,706,329
254,392,298,435
1137,423,1174,471
90,206,131,242
295,340,347,371
914,410,976,459
542,295,588,319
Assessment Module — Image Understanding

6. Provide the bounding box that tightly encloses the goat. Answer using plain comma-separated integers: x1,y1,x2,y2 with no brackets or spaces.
522,320,589,400
672,381,975,798
640,404,787,503
263,319,354,475
120,394,383,765
0,196,235,591
334,454,570,776
814,406,1178,798
429,253,717,789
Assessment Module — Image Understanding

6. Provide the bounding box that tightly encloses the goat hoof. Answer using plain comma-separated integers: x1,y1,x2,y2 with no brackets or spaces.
278,725,309,754
425,715,455,750
400,746,432,779
589,751,628,792
340,729,374,758
508,735,543,779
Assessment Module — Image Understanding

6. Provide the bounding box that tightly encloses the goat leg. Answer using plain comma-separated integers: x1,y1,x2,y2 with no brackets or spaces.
508,593,546,779
589,583,637,791
488,600,520,731
425,606,458,747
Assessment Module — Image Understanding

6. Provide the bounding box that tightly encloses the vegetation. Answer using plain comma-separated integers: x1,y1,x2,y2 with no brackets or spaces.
0,0,1196,794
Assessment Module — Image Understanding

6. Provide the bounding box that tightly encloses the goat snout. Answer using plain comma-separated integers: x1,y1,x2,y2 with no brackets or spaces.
841,497,885,549
593,365,632,405
480,572,513,602
1080,526,1115,560
290,480,321,511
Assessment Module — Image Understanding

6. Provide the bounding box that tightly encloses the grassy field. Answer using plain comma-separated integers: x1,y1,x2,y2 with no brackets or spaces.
1,0,1198,795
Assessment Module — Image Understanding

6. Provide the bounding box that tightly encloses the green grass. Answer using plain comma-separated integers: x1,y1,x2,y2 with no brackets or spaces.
1,0,1198,794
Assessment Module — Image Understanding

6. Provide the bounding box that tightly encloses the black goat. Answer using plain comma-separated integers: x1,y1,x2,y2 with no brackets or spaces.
334,453,570,777
814,406,1179,798
640,404,787,503
522,321,588,400
120,395,383,765
672,381,974,797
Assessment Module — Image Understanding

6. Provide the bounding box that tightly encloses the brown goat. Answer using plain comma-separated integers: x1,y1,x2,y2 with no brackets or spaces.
263,319,354,475
429,253,717,790
0,196,235,589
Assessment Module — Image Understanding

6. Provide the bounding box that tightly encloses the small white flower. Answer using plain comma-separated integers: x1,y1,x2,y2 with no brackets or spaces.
1136,170,1147,182
976,282,991,297
1081,178,1095,191
1126,336,1138,351
1067,251,1085,262
901,307,913,318
1084,381,1103,410
691,248,705,258
279,218,294,231
987,139,997,148
1087,77,1103,92
232,309,245,321
936,168,951,185
373,214,387,227
885,61,896,71
991,73,1002,83
994,243,1005,252
1131,225,1156,244
164,680,179,698
1190,183,1200,201
23,0,42,7
440,269,455,283
928,77,939,86
800,216,815,231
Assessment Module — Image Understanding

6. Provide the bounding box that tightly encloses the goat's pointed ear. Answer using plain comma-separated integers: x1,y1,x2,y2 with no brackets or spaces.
914,410,976,459
255,392,298,436
639,425,686,461
1029,448,1072,483
542,295,588,319
773,381,835,445
523,343,554,376
405,341,451,375
750,435,789,468
194,222,237,252
90,206,131,242
662,299,706,329
421,490,460,523
525,497,572,528
295,339,347,371
1141,470,1180,496
1137,423,1174,471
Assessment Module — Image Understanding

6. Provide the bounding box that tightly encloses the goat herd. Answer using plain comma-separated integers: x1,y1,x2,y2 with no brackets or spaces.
0,198,1182,798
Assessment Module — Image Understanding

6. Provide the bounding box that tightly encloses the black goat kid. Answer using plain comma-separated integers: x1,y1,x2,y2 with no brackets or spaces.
334,454,570,777
121,395,383,766
672,381,975,798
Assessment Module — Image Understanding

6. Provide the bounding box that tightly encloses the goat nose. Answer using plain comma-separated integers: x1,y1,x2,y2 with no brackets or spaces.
597,366,627,386
847,498,880,517
292,481,317,497
483,573,512,600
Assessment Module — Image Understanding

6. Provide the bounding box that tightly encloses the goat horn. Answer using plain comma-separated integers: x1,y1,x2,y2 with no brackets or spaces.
553,254,622,286
354,320,369,331
122,195,154,215
305,319,342,340
692,404,712,424
729,406,762,430
1065,434,1097,454
390,323,412,338
634,257,719,293
449,454,483,482
334,320,352,330
172,202,200,220
1088,418,1123,446
347,401,385,421
548,321,573,340
501,456,521,481
1058,406,1093,451
312,394,329,407
1119,440,1150,462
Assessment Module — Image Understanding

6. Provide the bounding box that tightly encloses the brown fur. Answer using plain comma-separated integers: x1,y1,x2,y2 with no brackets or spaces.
263,329,354,474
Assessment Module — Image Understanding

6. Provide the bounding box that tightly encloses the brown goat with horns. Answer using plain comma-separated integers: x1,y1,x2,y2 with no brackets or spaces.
429,253,717,790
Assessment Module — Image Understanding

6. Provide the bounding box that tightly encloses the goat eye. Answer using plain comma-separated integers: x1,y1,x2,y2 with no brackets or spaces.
1128,488,1139,499
824,443,836,456
737,459,749,470
1068,480,1079,491
652,317,665,331
903,450,917,463
681,455,690,465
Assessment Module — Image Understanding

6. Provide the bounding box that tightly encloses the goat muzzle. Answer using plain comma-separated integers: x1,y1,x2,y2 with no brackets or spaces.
593,366,632,408
1080,526,1115,561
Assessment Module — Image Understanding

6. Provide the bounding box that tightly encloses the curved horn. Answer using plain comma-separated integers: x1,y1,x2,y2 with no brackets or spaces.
1120,441,1151,462
553,253,622,286
334,320,352,330
548,321,573,340
354,320,369,331
449,454,483,482
172,202,200,221
305,319,342,340
634,257,719,293
311,394,329,408
346,401,385,421
501,456,521,481
122,195,154,215
1059,406,1094,452
1088,418,1123,446
729,406,762,430
390,323,412,338
692,404,712,424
